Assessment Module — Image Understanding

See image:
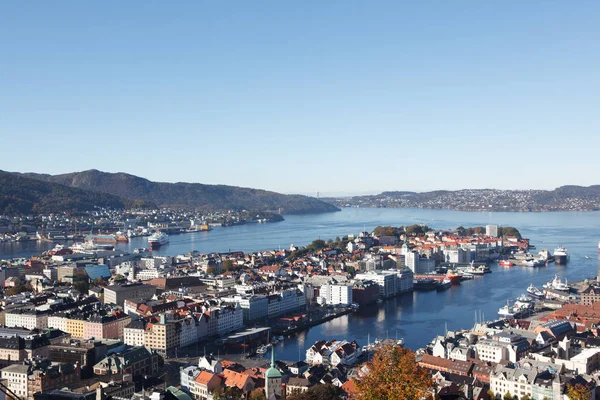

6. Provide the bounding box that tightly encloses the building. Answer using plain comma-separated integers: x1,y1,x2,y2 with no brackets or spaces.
1,363,28,398
103,283,157,307
486,225,499,238
93,346,161,378
5,310,49,330
318,283,353,306
193,371,222,400
143,315,179,356
352,280,380,305
265,349,282,400
580,284,600,306
222,295,269,323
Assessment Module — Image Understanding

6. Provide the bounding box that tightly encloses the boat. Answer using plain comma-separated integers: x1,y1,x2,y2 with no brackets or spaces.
498,301,526,319
499,260,514,267
256,345,268,355
526,283,544,298
148,231,169,248
543,275,569,292
514,294,534,310
70,240,114,253
436,278,452,291
48,244,73,256
413,278,439,291
586,256,590,259
460,272,474,280
553,247,569,265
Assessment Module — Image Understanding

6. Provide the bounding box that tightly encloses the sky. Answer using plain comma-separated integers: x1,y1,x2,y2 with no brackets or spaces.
1,2,599,196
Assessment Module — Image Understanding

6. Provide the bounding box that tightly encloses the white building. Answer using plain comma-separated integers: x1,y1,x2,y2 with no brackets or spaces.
5,310,49,330
318,284,353,306
486,225,499,238
124,322,145,347
1,364,29,398
47,315,67,332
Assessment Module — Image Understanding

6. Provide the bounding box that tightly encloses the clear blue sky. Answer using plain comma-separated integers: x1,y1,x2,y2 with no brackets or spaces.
1,2,599,196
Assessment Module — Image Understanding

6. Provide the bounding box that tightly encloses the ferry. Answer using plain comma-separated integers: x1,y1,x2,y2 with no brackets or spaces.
526,284,544,298
553,247,569,265
148,231,169,248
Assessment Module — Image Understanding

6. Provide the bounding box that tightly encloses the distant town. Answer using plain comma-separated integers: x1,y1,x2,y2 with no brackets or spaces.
325,186,600,212
0,218,597,399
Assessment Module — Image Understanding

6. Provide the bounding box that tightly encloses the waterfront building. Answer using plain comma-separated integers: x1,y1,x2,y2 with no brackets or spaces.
318,283,353,306
351,280,379,305
580,283,600,306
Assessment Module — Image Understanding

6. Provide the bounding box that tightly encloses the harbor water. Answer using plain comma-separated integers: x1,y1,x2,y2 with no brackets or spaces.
2,208,600,360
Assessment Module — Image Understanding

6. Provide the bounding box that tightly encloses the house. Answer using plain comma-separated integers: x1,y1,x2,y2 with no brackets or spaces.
193,371,222,400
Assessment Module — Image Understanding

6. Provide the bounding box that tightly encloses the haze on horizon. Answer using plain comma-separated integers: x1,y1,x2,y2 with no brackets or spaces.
1,2,599,195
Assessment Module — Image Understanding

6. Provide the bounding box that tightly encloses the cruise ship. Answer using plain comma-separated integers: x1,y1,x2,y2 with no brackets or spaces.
148,231,169,248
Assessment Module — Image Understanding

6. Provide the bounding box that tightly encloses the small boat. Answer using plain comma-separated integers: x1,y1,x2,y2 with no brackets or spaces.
585,256,590,259
526,283,544,298
499,259,514,267
436,278,452,291
256,345,268,355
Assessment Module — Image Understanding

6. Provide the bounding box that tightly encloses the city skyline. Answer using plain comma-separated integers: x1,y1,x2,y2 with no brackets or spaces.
2,2,599,193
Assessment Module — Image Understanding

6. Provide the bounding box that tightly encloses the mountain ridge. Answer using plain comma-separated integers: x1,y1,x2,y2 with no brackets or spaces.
14,169,340,214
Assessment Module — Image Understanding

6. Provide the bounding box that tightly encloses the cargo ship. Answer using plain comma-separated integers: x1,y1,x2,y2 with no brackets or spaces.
148,231,169,248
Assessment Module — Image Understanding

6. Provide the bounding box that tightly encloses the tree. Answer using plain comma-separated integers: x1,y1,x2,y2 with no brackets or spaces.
222,259,234,272
354,345,433,400
249,390,266,400
503,392,513,400
566,383,592,400
521,395,531,400
288,384,341,400
93,277,106,286
346,266,356,278
114,274,125,280
73,280,89,293
487,389,495,400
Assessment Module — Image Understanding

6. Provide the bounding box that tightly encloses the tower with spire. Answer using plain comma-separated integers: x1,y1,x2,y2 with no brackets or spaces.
265,347,282,399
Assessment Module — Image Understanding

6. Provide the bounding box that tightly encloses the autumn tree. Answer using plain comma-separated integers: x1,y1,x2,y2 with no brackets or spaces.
354,345,433,400
288,384,341,400
248,389,266,400
503,392,513,400
566,383,592,400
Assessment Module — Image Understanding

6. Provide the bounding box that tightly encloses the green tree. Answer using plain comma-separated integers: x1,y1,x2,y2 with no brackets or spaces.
521,395,531,400
487,389,495,400
93,277,106,286
73,280,89,293
114,274,125,280
346,266,356,278
503,392,513,400
310,239,326,250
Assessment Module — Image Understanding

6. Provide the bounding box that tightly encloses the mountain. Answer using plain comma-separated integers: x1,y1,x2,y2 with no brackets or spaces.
21,170,340,214
0,170,153,214
324,186,600,212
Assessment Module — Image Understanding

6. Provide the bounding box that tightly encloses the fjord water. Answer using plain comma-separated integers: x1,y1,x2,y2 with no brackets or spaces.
3,208,600,358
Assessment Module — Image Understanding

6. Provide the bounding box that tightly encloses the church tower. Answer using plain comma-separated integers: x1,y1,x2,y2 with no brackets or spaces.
265,347,282,399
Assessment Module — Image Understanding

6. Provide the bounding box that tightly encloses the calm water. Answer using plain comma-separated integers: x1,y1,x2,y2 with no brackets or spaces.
2,208,600,359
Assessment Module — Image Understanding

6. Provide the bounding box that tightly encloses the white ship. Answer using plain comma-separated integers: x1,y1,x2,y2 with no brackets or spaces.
553,247,569,265
543,275,569,292
148,231,169,248
526,284,544,298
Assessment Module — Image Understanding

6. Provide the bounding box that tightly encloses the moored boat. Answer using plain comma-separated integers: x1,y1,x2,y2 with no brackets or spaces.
499,259,514,267
526,283,544,298
436,278,452,291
